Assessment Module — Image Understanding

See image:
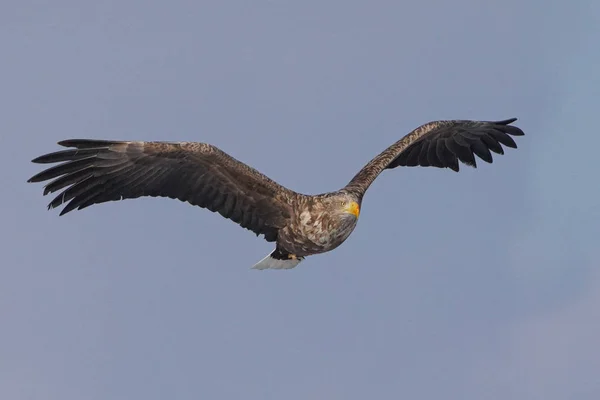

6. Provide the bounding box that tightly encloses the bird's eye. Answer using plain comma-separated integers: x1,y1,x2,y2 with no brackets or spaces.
341,200,347,206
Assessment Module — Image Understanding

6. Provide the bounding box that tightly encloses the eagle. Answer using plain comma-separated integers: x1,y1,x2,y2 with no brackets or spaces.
28,118,524,269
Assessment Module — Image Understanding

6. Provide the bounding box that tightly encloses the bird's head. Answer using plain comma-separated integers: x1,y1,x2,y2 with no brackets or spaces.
328,193,360,219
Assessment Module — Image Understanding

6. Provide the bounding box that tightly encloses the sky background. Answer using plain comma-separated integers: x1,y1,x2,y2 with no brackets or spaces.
2,1,599,399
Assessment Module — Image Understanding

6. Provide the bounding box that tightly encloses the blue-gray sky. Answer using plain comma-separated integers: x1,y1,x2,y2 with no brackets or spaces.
2,1,599,399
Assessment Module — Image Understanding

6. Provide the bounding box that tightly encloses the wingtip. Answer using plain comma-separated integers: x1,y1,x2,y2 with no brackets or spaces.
57,139,120,149
495,117,518,125
27,172,43,182
31,154,50,164
492,117,525,137
57,139,83,148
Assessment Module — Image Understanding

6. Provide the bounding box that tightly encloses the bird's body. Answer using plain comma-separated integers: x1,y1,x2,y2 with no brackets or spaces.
28,118,524,269
280,193,360,253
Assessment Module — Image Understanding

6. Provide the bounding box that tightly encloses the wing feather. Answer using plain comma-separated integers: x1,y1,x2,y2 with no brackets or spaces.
470,139,493,163
481,133,504,154
29,140,296,241
345,118,524,194
418,144,431,167
404,144,422,167
488,129,517,148
427,141,444,167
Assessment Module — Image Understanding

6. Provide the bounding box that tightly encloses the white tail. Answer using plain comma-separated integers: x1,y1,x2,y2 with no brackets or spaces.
251,251,304,270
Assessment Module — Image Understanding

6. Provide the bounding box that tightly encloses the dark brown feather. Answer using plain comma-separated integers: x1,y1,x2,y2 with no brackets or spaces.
28,140,297,242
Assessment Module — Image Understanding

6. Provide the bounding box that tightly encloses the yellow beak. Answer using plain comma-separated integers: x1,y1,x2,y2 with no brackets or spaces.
345,201,360,218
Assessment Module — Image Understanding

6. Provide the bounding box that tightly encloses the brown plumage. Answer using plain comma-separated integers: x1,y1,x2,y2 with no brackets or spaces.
28,118,524,269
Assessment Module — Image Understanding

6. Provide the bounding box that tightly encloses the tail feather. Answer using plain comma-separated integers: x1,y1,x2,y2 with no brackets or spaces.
251,249,304,270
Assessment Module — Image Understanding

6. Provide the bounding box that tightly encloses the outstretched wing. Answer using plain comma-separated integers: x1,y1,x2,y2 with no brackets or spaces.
345,118,524,194
28,139,296,242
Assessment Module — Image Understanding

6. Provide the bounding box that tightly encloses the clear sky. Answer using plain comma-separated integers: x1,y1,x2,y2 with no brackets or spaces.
2,1,599,399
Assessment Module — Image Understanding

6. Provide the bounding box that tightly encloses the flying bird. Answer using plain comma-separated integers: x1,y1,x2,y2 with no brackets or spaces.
28,118,524,269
